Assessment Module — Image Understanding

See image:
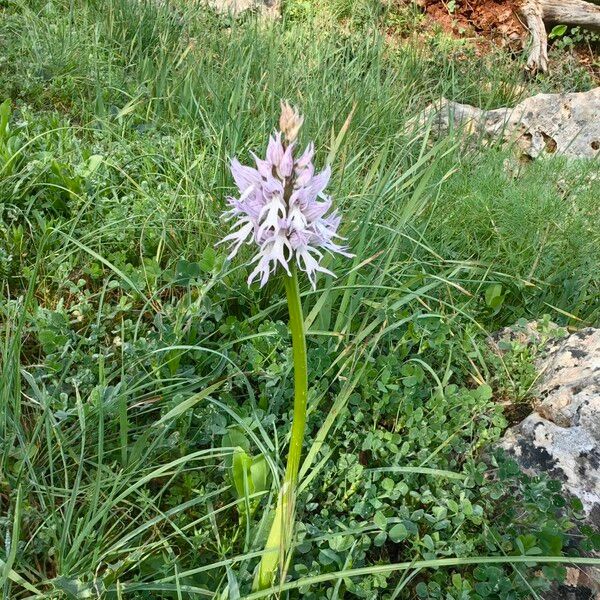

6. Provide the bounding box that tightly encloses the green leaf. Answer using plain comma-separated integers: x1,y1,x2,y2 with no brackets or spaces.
225,565,241,600
156,381,224,425
173,258,202,285
199,246,216,272
142,257,162,288
374,511,387,531
416,582,429,598
475,384,493,401
484,284,505,310
389,523,408,543
250,454,269,493
52,576,95,598
222,428,251,452
549,24,568,39
318,548,340,566
0,99,11,139
373,531,387,547
422,534,435,551
381,477,395,492
232,448,253,498
82,154,103,177
570,496,584,512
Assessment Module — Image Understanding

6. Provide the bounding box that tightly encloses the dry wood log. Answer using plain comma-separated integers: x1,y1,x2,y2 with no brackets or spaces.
522,0,600,73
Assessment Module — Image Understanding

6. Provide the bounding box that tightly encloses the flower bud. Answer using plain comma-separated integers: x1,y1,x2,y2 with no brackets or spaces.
279,100,304,144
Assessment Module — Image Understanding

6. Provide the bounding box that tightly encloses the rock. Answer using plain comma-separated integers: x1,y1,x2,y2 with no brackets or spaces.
411,87,600,159
501,328,600,521
205,0,280,17
536,329,600,439
489,318,562,350
500,327,600,597
545,566,600,600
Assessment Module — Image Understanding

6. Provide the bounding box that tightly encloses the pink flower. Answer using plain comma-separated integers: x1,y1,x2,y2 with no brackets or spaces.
217,107,353,289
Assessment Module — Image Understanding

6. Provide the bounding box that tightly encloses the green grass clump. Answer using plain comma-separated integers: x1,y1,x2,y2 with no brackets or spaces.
0,0,599,598
421,150,600,325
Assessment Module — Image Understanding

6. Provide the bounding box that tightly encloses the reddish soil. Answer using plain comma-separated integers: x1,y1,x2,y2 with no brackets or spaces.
415,0,526,44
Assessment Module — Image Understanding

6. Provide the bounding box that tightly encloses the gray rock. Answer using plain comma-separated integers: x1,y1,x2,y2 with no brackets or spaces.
411,87,600,159
489,319,562,349
545,567,600,600
205,0,280,17
536,329,600,442
500,327,600,597
501,328,600,522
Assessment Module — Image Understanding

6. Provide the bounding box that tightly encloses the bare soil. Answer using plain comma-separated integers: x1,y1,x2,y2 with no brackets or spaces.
415,0,526,42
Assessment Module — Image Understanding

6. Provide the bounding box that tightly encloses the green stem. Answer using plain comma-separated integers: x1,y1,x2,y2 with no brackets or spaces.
254,265,308,590
282,266,308,485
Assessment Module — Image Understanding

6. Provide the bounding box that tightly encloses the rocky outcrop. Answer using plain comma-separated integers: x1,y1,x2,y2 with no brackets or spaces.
412,87,600,159
501,327,600,523
206,0,280,17
500,327,600,597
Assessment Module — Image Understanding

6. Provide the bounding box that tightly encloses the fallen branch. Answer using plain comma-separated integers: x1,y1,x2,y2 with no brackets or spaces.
522,0,600,73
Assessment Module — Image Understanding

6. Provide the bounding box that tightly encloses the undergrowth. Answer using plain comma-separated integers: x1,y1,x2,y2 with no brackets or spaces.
0,0,599,598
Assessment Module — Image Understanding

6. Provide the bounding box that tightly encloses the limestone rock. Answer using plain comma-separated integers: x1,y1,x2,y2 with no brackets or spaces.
205,0,280,17
501,328,600,523
412,87,600,159
489,319,561,350
500,327,600,597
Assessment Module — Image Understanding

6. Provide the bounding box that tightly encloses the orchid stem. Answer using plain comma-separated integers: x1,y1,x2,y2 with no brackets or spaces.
254,265,308,590
283,265,308,486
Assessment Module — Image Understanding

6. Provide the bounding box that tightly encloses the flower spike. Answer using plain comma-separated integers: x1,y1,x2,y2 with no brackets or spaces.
218,103,353,289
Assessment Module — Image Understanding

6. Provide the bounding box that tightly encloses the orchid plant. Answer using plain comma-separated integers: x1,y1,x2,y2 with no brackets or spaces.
218,103,353,590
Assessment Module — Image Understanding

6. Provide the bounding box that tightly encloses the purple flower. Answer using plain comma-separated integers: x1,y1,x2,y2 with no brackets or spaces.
217,103,353,289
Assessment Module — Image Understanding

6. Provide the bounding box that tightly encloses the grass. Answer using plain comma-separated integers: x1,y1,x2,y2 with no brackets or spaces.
0,0,599,598
422,151,600,324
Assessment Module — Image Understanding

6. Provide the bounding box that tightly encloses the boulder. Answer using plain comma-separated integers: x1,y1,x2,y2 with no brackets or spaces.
412,87,600,159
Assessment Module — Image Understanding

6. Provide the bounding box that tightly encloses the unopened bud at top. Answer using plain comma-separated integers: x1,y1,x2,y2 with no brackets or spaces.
279,100,304,144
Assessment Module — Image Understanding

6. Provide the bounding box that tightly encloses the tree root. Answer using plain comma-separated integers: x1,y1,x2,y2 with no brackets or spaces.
522,0,600,73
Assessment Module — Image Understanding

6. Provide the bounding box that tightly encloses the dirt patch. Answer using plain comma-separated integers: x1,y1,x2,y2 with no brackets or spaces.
501,397,534,426
416,0,526,44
